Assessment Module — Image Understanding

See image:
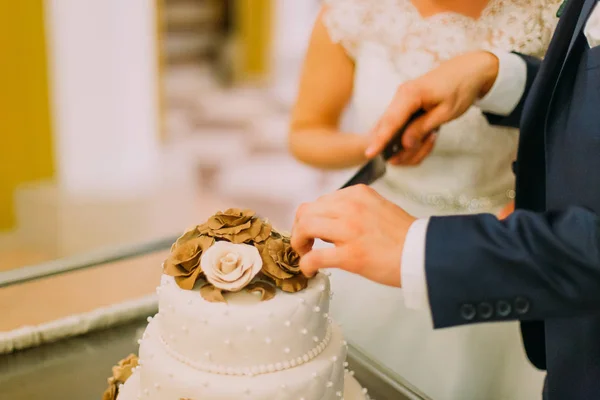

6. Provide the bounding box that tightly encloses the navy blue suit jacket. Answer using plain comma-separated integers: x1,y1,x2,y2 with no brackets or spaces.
425,0,600,398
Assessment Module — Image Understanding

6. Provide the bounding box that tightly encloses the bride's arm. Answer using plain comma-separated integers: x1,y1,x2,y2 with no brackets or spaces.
288,8,369,170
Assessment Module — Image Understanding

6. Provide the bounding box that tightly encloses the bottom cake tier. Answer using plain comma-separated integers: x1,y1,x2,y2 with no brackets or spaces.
118,367,368,400
127,320,363,400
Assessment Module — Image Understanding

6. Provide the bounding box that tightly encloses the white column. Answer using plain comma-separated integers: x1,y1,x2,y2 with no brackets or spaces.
270,0,320,107
45,0,160,200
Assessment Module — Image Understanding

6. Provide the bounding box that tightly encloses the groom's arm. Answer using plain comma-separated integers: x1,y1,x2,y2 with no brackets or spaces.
420,208,600,328
475,52,541,129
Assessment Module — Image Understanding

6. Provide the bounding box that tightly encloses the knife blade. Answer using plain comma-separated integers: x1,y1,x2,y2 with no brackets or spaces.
340,108,426,189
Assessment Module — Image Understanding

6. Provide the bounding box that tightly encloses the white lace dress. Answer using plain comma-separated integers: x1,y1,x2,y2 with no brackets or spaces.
322,1,561,399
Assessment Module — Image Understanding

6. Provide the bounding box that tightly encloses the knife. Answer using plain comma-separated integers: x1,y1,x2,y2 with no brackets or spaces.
340,108,426,189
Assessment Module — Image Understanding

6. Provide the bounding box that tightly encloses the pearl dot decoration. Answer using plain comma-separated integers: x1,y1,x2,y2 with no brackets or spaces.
224,339,231,345
314,306,321,313
146,316,153,323
157,326,333,377
326,381,334,387
301,328,308,335
336,391,343,397
284,320,291,327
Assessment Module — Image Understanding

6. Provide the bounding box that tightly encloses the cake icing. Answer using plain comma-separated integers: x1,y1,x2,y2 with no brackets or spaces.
157,273,332,373
138,319,346,399
103,209,369,400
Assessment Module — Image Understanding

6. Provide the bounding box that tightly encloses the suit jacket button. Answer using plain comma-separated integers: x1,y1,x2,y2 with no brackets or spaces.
478,302,493,319
460,304,477,321
514,297,530,315
496,300,512,317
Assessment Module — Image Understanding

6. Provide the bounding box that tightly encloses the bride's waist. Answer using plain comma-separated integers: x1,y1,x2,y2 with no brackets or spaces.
372,179,515,215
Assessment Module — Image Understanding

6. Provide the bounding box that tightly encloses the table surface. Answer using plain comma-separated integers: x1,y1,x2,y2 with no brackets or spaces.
0,319,146,400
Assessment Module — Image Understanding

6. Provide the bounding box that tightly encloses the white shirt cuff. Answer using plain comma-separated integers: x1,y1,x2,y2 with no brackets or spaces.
475,51,528,116
401,218,431,310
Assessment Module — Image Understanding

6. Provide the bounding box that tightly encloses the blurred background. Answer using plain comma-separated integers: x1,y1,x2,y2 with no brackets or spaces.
1,0,330,272
1,2,395,399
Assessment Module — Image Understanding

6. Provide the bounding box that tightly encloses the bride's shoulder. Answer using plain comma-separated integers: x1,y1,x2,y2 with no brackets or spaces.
323,0,408,58
487,0,564,56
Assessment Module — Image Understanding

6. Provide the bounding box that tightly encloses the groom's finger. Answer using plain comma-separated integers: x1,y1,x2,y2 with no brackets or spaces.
291,215,350,256
299,247,343,276
388,130,437,165
397,132,438,166
365,85,422,158
402,103,450,149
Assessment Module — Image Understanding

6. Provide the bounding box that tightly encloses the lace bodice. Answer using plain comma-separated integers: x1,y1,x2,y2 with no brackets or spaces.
324,0,561,216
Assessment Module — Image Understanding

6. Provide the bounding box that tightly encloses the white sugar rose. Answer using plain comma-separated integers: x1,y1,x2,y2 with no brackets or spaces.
200,241,263,291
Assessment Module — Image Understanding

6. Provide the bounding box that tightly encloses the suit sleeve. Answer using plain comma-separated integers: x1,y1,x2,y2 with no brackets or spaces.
425,207,600,328
480,53,542,129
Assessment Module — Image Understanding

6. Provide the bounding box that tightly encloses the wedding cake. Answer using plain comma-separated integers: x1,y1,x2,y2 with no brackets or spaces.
103,209,369,400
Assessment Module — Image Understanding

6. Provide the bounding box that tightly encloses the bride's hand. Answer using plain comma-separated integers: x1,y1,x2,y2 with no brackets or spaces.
498,201,515,220
365,51,500,164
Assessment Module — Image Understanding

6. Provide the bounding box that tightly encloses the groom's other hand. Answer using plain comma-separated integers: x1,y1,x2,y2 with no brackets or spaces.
365,51,500,164
291,184,416,287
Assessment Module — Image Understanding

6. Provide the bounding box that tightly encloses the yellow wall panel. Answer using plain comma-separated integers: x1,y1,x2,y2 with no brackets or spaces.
234,0,272,81
0,1,54,230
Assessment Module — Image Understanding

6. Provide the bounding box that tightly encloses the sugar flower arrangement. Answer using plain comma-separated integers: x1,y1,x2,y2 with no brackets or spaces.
163,209,308,303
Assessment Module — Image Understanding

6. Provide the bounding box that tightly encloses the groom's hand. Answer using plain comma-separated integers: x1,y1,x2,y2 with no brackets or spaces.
291,185,416,288
366,51,499,164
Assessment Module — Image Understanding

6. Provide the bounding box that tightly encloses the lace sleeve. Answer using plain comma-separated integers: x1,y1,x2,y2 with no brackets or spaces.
322,0,374,59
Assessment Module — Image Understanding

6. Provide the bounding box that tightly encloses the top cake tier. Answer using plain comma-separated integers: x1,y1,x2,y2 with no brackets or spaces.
156,273,332,375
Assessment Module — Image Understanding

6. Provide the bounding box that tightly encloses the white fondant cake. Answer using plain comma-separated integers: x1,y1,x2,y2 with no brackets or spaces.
115,273,369,400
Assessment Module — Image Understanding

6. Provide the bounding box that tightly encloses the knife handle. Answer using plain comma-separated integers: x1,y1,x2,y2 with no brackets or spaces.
381,108,427,161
